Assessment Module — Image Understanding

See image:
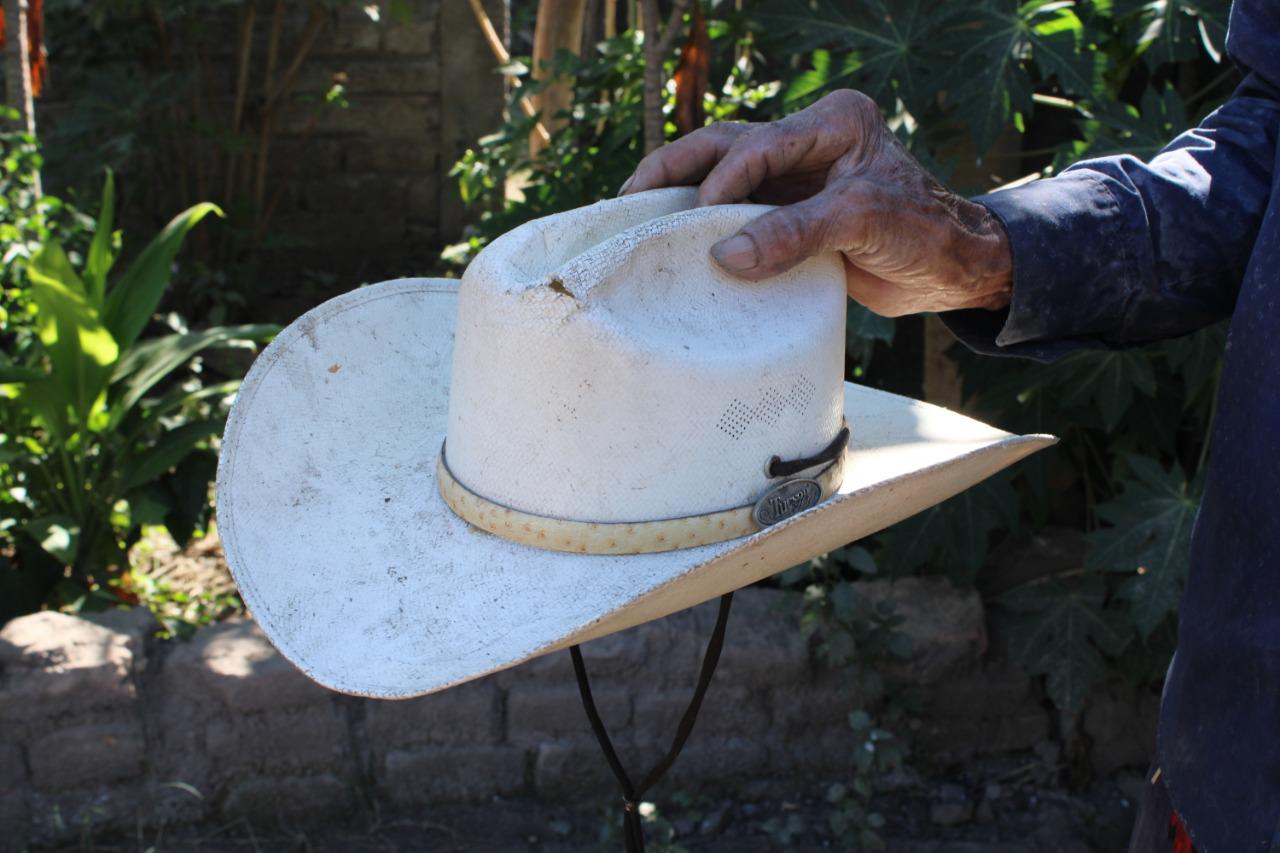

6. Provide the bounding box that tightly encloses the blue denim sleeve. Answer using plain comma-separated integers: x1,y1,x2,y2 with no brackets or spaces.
942,0,1280,361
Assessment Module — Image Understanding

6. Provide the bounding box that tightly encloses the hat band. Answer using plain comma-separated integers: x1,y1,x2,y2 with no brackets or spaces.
435,430,848,556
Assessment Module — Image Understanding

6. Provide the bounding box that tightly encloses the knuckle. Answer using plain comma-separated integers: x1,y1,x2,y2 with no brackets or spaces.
825,88,875,114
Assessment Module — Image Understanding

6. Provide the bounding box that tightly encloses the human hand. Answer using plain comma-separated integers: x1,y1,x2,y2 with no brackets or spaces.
620,90,1013,316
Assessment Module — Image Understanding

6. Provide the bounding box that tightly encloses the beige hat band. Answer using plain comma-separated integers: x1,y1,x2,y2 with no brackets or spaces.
436,438,848,556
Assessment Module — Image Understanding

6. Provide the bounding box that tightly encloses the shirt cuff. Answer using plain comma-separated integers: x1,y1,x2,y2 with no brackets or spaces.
940,170,1137,360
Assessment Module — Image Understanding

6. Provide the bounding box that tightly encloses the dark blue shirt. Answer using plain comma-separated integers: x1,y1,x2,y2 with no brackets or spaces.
945,2,1280,848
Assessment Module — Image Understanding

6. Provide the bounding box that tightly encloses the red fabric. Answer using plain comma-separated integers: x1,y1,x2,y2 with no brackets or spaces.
1170,811,1195,853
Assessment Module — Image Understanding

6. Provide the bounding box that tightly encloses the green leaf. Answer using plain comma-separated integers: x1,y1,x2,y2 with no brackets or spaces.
1061,84,1190,165
758,0,960,113
119,418,225,492
84,170,117,306
1001,574,1134,710
1117,0,1228,66
102,202,223,352
830,582,859,621
1162,322,1226,403
0,358,46,383
1087,455,1199,637
949,0,1102,152
110,323,276,425
877,470,1019,583
1052,350,1158,431
26,241,120,427
24,515,80,565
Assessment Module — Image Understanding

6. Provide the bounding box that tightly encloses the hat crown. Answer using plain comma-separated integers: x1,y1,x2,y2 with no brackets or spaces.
445,188,847,523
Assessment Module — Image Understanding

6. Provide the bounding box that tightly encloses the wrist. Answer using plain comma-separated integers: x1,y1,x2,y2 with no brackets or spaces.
961,200,1013,311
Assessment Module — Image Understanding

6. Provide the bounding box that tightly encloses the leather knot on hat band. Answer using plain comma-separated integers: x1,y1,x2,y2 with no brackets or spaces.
436,423,849,555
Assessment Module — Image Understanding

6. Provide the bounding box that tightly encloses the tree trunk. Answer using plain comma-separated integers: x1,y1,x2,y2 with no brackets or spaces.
3,0,35,135
530,0,587,157
640,0,689,154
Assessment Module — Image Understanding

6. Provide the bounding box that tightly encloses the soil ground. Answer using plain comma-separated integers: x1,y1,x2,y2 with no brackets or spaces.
38,752,1145,852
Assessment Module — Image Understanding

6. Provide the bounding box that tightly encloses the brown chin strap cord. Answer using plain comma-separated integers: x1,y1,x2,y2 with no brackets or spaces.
569,592,735,853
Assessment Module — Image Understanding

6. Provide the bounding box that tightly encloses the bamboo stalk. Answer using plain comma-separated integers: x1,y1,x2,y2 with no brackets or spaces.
266,4,326,107
230,1,256,134
466,0,551,146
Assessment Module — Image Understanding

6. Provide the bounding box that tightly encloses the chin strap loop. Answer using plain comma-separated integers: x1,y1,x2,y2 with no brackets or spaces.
569,592,735,853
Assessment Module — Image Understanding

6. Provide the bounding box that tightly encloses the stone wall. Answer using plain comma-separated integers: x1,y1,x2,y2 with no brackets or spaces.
0,580,1146,850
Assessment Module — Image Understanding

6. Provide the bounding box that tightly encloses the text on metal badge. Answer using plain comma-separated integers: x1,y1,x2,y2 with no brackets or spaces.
752,478,823,528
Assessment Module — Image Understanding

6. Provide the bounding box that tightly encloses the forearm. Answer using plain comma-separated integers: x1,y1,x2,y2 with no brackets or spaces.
945,75,1280,359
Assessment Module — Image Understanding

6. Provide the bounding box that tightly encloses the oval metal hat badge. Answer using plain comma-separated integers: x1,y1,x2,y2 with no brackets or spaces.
752,478,823,528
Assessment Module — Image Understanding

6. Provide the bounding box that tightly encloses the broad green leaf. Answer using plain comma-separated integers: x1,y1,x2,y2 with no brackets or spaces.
26,242,120,427
109,323,277,426
119,418,225,492
24,515,80,565
878,471,1019,583
102,202,223,352
1162,322,1226,403
84,170,117,306
1001,574,1133,710
1060,84,1190,167
125,484,172,528
1115,0,1228,66
1087,455,1199,636
949,1,1102,153
0,359,46,383
126,380,241,443
758,0,960,114
830,582,859,622
1053,350,1158,431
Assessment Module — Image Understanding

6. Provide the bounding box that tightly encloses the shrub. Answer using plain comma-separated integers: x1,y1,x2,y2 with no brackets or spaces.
0,156,276,621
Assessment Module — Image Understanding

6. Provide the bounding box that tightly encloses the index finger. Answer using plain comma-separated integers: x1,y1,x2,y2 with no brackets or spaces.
621,123,749,195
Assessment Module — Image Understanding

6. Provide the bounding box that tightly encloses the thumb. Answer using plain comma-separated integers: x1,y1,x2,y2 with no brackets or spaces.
709,189,847,281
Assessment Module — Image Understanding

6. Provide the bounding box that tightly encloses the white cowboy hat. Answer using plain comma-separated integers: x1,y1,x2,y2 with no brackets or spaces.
216,187,1053,701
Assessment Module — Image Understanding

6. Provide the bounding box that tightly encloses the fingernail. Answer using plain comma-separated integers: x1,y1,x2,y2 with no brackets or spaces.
711,234,759,273
617,174,636,196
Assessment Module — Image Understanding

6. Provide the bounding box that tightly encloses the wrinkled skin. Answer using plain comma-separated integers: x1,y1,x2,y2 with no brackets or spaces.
620,89,1013,317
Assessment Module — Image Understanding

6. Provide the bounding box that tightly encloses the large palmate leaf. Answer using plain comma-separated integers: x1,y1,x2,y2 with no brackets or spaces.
1047,349,1158,431
1113,0,1228,66
757,0,958,113
1061,83,1190,165
949,0,1103,152
1087,454,1199,637
1001,574,1133,710
878,471,1020,584
102,202,222,352
1162,322,1226,403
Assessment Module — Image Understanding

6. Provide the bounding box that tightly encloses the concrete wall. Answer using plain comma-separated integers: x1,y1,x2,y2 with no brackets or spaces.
0,580,1146,850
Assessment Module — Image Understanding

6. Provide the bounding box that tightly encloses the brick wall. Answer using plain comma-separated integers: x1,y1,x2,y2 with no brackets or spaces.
256,0,506,289
38,0,505,312
0,580,1110,850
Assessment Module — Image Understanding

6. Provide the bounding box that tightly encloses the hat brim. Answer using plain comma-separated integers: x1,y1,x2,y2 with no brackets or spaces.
217,278,1054,699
